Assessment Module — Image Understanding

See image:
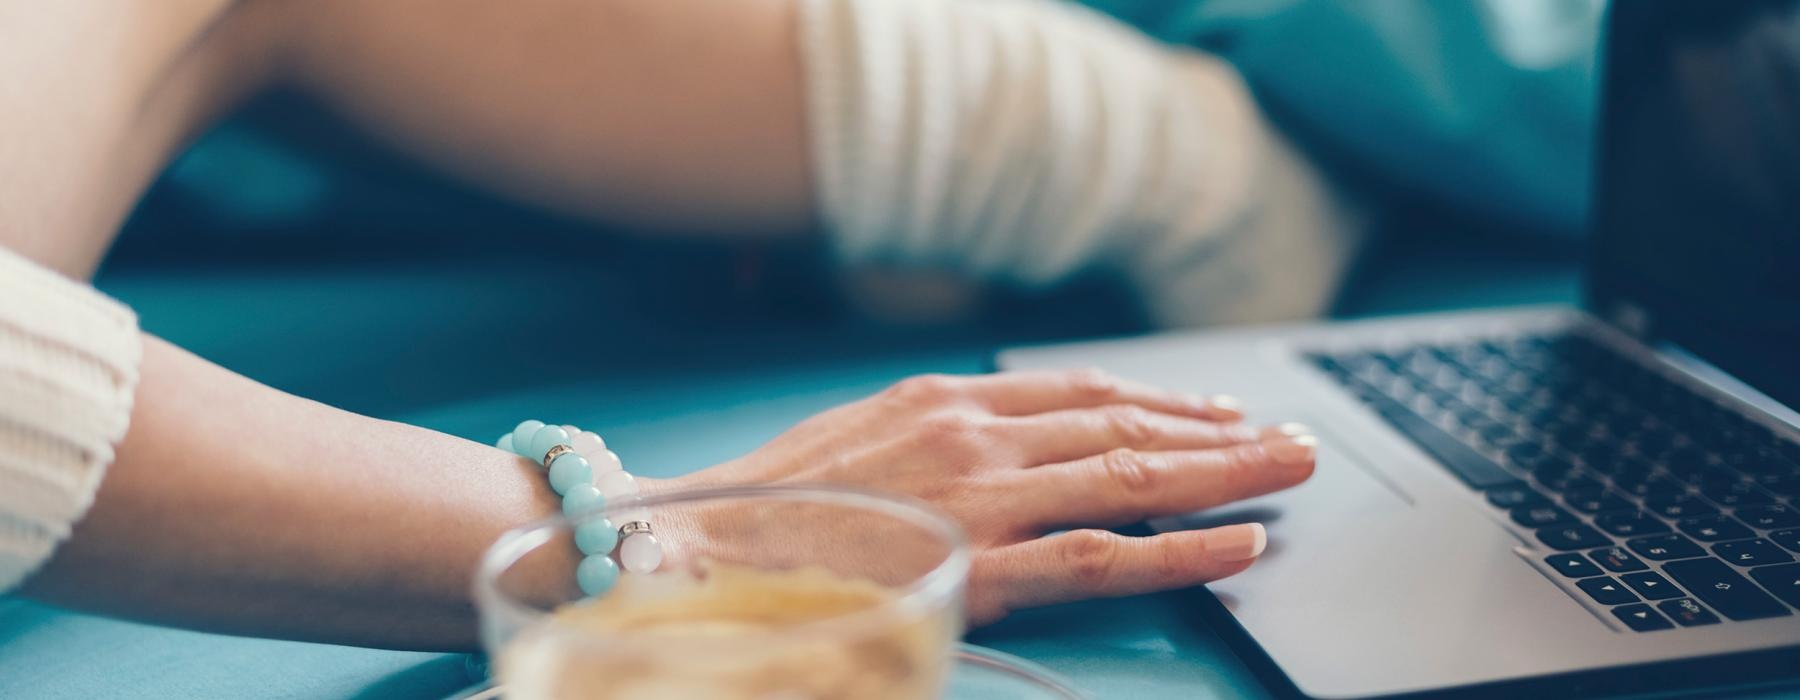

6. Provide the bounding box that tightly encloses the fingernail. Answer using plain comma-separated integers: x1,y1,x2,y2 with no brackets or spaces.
1206,394,1244,418
1212,523,1267,562
1264,434,1317,465
1256,422,1312,440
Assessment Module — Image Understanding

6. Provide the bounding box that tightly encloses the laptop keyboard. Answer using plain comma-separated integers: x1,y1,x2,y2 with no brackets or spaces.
1309,332,1800,631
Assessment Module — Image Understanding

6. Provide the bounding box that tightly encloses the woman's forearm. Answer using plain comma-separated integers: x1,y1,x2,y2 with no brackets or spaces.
282,0,815,238
21,336,562,651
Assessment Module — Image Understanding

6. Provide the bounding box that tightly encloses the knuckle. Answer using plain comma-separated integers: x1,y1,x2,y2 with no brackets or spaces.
916,410,988,452
1214,446,1274,502
1100,404,1158,445
1066,367,1121,400
1063,529,1123,592
1100,447,1161,499
887,374,959,405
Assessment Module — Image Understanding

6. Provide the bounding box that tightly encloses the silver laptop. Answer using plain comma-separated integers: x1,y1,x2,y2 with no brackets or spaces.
999,3,1800,697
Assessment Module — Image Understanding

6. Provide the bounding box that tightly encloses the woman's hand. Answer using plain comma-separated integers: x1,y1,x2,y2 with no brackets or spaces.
657,369,1316,625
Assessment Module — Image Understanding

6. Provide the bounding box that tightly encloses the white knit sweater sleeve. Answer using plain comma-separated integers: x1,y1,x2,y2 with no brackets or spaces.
799,0,1363,327
0,247,141,592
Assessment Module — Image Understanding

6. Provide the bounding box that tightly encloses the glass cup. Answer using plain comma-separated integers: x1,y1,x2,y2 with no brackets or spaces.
474,485,972,699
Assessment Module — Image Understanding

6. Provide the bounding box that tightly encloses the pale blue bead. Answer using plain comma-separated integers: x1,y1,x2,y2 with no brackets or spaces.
577,554,619,596
575,517,620,555
547,453,593,495
562,484,605,518
528,426,572,461
495,433,514,453
510,420,545,458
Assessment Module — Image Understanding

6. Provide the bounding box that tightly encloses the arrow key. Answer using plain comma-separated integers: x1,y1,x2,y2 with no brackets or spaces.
1579,576,1640,605
1620,570,1684,600
1612,603,1674,632
1546,553,1602,578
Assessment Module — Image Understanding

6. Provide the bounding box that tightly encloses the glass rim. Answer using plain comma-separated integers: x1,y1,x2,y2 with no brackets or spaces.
473,483,972,651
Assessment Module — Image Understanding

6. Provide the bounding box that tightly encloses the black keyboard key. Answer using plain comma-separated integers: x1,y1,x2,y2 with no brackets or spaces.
1513,505,1577,528
1544,473,1606,494
1596,511,1672,538
1591,546,1649,572
1645,494,1719,520
1620,570,1684,600
1663,557,1793,620
1486,483,1549,509
1701,481,1775,507
1546,553,1603,578
1532,461,1576,483
1621,476,1685,499
1760,474,1800,497
1657,598,1721,627
1713,538,1794,567
1540,524,1612,551
1505,443,1553,470
1737,505,1800,530
1371,397,1519,488
1629,534,1705,561
1678,515,1754,542
1612,603,1674,631
1772,529,1800,553
1747,562,1800,609
1579,576,1640,605
1564,488,1633,514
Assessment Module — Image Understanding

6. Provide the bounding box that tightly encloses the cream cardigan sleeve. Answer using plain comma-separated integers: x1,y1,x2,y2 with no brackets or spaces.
800,0,1363,327
0,246,141,592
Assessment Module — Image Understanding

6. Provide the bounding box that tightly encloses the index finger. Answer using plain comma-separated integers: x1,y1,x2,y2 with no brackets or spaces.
963,368,1243,422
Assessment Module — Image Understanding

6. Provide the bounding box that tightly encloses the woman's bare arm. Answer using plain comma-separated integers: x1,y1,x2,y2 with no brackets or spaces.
283,0,815,238
0,0,284,278
20,337,561,650
4,0,563,649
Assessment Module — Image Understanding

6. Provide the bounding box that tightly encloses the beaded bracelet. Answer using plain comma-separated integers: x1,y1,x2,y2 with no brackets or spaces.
498,420,663,597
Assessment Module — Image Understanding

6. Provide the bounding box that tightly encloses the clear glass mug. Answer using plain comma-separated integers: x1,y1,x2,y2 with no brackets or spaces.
474,485,973,699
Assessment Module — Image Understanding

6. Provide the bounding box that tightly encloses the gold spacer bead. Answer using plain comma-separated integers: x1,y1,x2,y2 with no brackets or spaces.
541,443,574,469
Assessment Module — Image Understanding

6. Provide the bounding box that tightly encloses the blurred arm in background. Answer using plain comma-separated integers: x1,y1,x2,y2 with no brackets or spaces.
279,0,1362,327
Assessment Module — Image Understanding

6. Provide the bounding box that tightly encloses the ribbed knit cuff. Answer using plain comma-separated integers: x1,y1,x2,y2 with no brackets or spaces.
0,247,141,592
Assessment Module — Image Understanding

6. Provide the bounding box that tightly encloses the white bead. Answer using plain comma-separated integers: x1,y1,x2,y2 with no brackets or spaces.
592,449,624,473
597,470,637,498
620,532,663,573
571,432,608,461
559,425,580,439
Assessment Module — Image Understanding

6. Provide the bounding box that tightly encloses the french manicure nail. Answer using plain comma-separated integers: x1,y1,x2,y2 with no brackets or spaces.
1276,422,1311,437
1213,522,1267,562
1207,394,1243,415
1264,434,1317,465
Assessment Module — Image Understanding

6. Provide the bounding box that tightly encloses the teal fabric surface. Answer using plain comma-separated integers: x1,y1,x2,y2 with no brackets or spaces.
1086,0,1603,237
0,238,1581,698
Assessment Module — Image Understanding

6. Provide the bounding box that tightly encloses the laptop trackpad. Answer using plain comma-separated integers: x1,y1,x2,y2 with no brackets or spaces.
1147,414,1414,539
